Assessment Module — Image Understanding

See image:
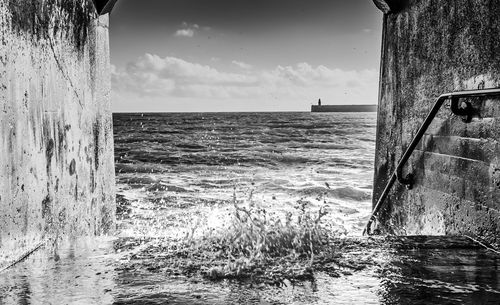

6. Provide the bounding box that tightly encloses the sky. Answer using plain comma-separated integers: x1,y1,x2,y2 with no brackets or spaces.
109,0,383,112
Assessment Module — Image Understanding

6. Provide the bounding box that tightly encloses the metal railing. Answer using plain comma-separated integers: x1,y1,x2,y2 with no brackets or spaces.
363,88,500,236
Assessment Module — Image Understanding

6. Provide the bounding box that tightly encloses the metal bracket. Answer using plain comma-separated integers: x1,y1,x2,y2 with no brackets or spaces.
450,97,473,123
396,167,414,189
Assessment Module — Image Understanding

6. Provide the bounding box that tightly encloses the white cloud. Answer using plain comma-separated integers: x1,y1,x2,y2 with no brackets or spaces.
174,22,208,38
112,54,379,112
113,54,257,98
175,29,195,38
232,60,253,70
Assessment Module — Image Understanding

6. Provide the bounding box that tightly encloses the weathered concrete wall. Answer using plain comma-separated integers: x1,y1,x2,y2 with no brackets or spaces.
373,0,500,247
0,0,115,266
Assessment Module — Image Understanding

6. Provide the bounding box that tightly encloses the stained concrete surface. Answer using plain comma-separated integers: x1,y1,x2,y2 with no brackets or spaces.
0,0,115,268
373,0,500,247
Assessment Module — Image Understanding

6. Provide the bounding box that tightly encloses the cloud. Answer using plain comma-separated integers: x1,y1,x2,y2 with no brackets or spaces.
232,60,253,70
175,29,195,37
112,54,379,111
174,22,208,38
113,54,257,98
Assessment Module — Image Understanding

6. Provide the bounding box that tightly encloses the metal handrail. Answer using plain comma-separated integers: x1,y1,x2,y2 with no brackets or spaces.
363,88,500,236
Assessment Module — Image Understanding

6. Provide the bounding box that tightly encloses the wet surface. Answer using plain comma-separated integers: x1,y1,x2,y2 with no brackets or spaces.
1,236,499,304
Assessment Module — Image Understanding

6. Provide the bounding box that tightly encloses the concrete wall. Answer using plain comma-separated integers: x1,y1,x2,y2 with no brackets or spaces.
373,0,500,247
0,0,115,266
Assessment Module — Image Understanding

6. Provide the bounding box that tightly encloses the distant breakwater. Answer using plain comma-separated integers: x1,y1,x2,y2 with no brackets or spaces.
311,105,377,113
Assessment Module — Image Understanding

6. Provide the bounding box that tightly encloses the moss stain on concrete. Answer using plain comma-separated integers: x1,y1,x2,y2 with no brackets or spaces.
0,0,115,267
7,0,96,50
373,0,500,248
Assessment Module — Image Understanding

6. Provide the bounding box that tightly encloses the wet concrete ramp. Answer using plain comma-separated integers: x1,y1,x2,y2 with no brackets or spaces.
0,235,499,304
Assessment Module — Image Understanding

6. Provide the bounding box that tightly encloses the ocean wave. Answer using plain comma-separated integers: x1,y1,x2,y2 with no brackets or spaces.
296,186,371,201
118,176,158,186
116,163,168,174
335,206,360,215
174,143,208,150
330,186,371,201
302,143,352,150
145,182,192,193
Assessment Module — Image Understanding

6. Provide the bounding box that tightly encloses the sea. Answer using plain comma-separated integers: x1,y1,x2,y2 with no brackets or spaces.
113,112,376,238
